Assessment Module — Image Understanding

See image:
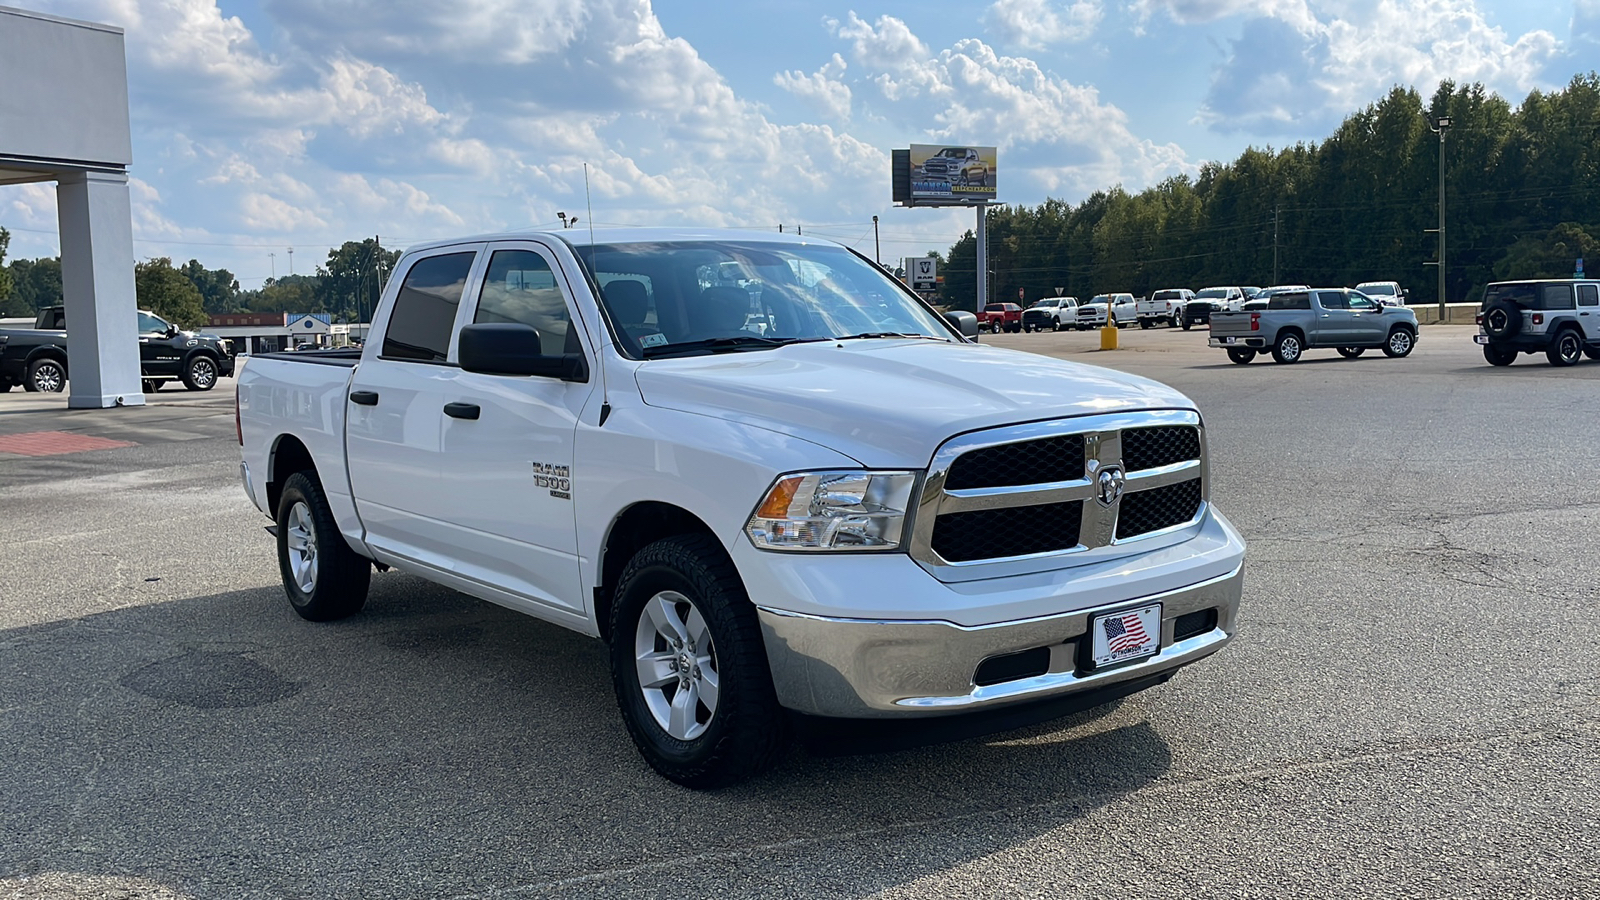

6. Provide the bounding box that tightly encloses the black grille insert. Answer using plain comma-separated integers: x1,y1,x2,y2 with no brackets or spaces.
931,502,1082,562
973,647,1052,687
1123,426,1200,472
1173,608,1217,642
1116,478,1203,540
945,434,1086,490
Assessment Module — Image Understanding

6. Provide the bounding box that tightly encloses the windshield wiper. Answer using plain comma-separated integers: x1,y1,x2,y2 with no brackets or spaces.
832,332,949,342
641,335,810,358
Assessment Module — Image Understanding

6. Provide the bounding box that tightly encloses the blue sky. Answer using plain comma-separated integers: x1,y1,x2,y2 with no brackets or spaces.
2,0,1594,289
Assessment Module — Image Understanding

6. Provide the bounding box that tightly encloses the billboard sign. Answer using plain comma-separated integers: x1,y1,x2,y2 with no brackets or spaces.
908,144,996,204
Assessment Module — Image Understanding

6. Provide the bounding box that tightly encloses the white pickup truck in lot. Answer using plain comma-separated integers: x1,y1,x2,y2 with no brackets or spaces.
236,228,1245,787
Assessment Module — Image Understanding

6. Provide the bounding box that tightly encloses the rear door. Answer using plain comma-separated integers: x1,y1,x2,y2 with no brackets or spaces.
1313,290,1354,345
430,241,598,615
345,247,482,562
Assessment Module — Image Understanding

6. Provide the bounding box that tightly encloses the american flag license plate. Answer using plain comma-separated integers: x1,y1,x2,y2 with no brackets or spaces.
1090,604,1162,668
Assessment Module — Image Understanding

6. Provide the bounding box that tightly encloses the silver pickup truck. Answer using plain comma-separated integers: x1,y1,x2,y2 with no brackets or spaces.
1209,288,1419,364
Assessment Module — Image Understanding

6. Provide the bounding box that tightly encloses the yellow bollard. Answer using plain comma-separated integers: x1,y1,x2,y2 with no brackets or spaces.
1100,323,1119,350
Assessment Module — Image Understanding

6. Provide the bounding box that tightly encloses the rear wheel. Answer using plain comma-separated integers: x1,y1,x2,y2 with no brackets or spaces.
1336,347,1365,359
1227,348,1256,364
1546,328,1583,367
276,471,371,621
26,358,66,393
1383,329,1415,358
1270,332,1303,364
1139,319,1152,329
609,535,787,789
1483,344,1517,366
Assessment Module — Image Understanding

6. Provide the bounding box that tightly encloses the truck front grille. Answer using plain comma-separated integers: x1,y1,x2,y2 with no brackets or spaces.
911,412,1207,571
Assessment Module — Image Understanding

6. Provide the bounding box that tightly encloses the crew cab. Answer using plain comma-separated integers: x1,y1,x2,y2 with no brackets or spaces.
1021,297,1078,332
1137,289,1195,328
1076,293,1136,329
920,147,989,187
1475,279,1600,367
236,228,1245,788
980,302,1024,333
1209,288,1418,364
0,307,233,393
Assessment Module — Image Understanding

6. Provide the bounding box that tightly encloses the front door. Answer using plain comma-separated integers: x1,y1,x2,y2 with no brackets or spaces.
1345,291,1387,344
432,242,597,615
136,311,182,377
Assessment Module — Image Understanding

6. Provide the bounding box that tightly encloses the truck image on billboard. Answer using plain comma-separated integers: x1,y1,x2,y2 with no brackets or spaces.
909,144,996,203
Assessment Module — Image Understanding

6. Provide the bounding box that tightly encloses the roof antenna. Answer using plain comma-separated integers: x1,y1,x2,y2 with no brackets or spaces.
584,163,596,261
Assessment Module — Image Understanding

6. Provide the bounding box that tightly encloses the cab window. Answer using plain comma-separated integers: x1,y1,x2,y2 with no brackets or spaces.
1348,293,1377,311
383,252,476,362
1577,284,1598,308
473,249,581,357
137,312,169,335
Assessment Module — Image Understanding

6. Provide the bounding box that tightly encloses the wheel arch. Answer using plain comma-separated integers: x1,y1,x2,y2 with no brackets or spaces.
595,501,722,642
266,433,316,516
27,345,68,372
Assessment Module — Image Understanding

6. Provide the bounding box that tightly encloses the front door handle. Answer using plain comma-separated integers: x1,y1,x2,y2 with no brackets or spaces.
349,390,379,406
444,402,480,420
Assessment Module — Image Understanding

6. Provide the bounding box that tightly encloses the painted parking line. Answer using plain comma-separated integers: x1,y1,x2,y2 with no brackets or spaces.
0,431,138,457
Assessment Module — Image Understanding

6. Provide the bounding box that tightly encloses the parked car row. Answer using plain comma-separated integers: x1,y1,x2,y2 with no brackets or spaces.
0,306,235,393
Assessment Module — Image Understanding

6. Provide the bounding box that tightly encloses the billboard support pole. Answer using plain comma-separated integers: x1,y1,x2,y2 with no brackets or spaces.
975,201,988,315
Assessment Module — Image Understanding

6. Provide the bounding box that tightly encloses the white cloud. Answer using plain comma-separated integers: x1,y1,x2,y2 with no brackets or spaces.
775,54,853,121
1133,0,1320,33
986,0,1104,49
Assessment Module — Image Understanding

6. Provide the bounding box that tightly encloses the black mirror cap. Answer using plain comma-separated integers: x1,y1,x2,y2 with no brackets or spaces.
943,310,981,339
458,323,587,381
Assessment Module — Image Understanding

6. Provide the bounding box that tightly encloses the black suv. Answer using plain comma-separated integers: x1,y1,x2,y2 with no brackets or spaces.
0,307,234,393
1475,280,1600,367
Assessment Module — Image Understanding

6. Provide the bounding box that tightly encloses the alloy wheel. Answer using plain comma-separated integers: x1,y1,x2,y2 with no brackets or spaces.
633,591,719,741
284,501,319,594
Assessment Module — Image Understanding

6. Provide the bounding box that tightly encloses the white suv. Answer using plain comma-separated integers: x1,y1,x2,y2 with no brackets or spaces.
1476,279,1600,367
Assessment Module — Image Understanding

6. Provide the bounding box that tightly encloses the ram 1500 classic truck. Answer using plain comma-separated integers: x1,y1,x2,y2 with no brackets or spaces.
237,228,1246,788
1208,288,1419,364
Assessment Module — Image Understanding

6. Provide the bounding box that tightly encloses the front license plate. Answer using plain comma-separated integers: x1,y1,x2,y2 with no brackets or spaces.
1473,335,1489,344
1090,604,1162,668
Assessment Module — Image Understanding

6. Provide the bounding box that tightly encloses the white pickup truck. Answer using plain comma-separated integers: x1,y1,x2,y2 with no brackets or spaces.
236,228,1245,787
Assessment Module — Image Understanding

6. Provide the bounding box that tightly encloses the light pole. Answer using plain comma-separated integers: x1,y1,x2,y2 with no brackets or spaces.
287,247,294,276
872,215,881,265
1425,115,1451,320
269,252,275,280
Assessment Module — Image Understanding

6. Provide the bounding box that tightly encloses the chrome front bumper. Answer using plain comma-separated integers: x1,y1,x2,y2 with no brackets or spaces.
756,564,1242,718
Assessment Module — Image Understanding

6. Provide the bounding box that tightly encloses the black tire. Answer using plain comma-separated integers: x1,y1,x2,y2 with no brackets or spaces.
1546,328,1583,367
1181,320,1192,331
1270,332,1304,364
1050,320,1060,332
1483,344,1517,366
142,379,161,393
182,354,219,391
1139,319,1152,329
276,471,371,622
609,535,787,789
26,357,66,393
0,380,10,392
1227,348,1255,364
1481,300,1521,339
1336,347,1365,359
1382,328,1415,358
1170,316,1181,328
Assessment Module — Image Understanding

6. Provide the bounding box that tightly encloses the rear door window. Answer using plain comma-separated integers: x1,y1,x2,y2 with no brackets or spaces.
383,252,476,362
1539,284,1575,310
1316,291,1347,310
1578,284,1598,307
1269,293,1312,310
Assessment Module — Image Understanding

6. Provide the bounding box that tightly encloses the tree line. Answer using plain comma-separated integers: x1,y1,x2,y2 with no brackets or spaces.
939,76,1600,310
0,233,399,330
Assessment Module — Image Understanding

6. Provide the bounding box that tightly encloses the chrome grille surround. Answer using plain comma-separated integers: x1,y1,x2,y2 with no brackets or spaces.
910,410,1207,581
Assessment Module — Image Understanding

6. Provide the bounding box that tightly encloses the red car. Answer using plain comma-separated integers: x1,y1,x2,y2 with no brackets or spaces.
980,303,1023,333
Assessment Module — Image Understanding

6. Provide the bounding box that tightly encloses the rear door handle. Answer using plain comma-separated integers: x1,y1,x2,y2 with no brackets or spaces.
349,390,379,406
444,402,480,420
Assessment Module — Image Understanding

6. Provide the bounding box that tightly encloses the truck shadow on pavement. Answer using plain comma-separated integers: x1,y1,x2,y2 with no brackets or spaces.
1,572,1173,899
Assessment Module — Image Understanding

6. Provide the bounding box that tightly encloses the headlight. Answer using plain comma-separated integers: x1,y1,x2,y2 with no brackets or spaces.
745,470,917,551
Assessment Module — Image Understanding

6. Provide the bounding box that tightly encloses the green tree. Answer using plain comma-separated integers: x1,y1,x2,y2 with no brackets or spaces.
0,227,16,316
179,259,242,315
316,238,400,323
6,257,62,314
134,257,207,328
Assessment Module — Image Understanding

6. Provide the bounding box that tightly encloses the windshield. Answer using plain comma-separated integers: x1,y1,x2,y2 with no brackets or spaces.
574,240,955,358
1196,288,1230,299
1356,283,1396,296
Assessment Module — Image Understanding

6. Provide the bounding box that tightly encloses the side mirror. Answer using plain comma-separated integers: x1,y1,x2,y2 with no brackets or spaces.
942,310,980,339
165,325,179,337
458,323,587,380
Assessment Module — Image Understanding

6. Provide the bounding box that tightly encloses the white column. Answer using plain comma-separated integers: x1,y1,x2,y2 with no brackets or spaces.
57,170,144,408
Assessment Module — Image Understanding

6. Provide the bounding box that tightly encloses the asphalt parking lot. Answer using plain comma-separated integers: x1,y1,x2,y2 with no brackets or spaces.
2,326,1596,899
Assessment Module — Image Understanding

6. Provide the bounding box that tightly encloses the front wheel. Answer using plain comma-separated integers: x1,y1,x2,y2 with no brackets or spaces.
1181,320,1193,331
183,355,219,391
1483,344,1517,366
609,535,787,789
1336,347,1365,359
276,471,371,621
1383,329,1415,358
1227,348,1256,364
1271,333,1303,364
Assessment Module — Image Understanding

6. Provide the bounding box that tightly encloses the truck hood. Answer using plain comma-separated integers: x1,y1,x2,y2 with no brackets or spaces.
631,339,1194,467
